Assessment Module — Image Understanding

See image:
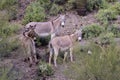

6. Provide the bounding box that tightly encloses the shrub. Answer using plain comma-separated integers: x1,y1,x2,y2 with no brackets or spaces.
37,0,51,11
64,43,120,80
7,5,18,20
86,44,120,80
0,23,20,37
0,39,20,58
37,62,54,78
49,4,64,15
54,0,67,5
107,24,120,37
64,0,76,10
75,0,87,9
86,0,108,11
96,9,117,24
110,2,120,15
106,0,118,2
35,35,51,47
0,11,9,26
99,32,114,45
23,2,46,24
0,0,17,10
82,24,104,39
0,63,23,80
0,0,18,20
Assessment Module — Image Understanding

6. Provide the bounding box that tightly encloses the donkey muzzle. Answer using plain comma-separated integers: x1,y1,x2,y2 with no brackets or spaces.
61,22,65,27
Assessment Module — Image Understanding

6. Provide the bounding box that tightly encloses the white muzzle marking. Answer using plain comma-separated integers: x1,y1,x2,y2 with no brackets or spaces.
61,22,65,27
78,37,82,41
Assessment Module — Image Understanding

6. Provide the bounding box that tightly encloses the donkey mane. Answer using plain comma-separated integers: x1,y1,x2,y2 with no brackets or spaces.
51,15,60,22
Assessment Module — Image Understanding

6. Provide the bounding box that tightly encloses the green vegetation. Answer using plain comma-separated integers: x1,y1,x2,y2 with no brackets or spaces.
99,32,114,45
35,35,51,47
82,24,104,39
109,2,120,15
37,61,54,79
96,2,120,24
0,39,20,58
96,9,117,23
106,0,118,2
0,0,18,20
23,1,46,24
86,0,108,11
49,4,64,15
107,24,120,37
0,9,20,59
64,43,120,80
0,63,23,80
0,0,17,10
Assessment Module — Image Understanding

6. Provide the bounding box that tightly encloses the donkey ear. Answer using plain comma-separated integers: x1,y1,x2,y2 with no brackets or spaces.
29,25,32,28
65,12,70,18
33,24,36,29
34,24,36,27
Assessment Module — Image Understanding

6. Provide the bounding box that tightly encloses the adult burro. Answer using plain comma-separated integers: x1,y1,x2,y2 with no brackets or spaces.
21,25,37,66
25,14,67,39
49,29,82,67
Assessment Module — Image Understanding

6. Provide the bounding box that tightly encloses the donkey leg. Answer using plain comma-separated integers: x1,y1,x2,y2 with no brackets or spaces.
63,52,68,62
29,56,33,67
33,44,37,63
34,54,37,63
49,49,53,66
54,49,58,67
70,48,73,62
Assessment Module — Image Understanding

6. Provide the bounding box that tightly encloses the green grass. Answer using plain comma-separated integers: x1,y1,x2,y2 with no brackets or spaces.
64,42,120,80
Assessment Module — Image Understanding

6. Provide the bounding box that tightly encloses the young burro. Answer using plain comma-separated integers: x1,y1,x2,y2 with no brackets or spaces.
48,29,82,67
25,14,67,39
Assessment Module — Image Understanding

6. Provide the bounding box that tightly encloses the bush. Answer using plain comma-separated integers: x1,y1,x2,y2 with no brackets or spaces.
75,0,87,8
54,0,67,5
0,63,23,80
0,39,20,58
86,0,108,11
0,0,18,20
86,44,120,80
107,24,120,37
99,32,114,45
82,24,104,39
49,4,64,15
0,11,9,26
0,0,17,10
64,0,76,10
64,43,120,80
96,9,117,23
23,2,46,24
109,2,120,15
0,23,20,37
37,0,51,11
37,62,54,78
35,35,51,47
106,0,118,2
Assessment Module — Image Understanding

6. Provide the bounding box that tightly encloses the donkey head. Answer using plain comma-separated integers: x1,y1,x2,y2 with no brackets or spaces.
75,28,82,41
60,14,66,27
23,25,36,38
